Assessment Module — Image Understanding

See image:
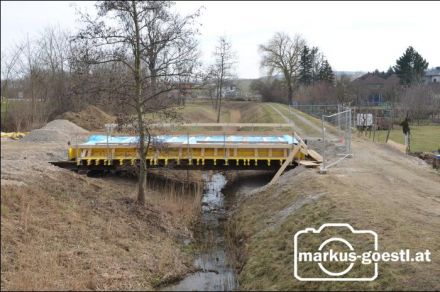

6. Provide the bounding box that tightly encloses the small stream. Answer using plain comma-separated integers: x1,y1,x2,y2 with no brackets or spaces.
164,171,272,291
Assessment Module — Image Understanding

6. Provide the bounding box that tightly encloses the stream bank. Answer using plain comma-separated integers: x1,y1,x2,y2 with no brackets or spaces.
163,171,273,291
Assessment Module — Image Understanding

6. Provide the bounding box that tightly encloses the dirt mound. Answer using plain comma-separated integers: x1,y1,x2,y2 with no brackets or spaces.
59,105,116,131
21,119,88,143
43,119,89,134
20,129,69,143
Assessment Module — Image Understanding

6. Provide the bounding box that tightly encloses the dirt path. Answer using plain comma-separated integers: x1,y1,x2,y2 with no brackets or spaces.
269,103,337,140
229,109,241,123
267,104,294,125
289,108,323,136
222,109,242,132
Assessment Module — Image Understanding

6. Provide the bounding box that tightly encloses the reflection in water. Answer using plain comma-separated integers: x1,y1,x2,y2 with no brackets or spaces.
165,173,237,291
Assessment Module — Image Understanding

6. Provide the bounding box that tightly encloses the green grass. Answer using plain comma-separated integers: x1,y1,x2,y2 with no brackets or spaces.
236,102,289,131
363,125,440,153
269,103,323,137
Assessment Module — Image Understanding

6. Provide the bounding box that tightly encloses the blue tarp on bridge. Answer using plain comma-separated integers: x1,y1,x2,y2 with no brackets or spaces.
83,134,298,146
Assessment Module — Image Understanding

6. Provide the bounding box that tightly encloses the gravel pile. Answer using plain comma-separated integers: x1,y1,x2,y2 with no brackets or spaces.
21,119,89,143
43,119,89,134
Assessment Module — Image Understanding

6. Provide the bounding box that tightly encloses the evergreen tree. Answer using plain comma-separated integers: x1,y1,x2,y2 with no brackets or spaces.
393,46,428,85
310,46,321,83
385,66,394,78
299,45,313,86
373,69,381,76
371,68,393,79
318,59,335,84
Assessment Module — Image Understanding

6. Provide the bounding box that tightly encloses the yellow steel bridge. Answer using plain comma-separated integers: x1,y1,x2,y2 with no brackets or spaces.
53,124,322,176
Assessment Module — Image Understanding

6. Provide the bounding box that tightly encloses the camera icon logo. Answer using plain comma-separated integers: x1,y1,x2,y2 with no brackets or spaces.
294,223,378,281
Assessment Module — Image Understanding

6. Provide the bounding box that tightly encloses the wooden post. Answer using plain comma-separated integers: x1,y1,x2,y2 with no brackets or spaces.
372,124,377,142
385,125,392,143
268,146,300,185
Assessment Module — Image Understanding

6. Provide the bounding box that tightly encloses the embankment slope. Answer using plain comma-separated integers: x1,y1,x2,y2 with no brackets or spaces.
1,122,196,290
231,137,440,290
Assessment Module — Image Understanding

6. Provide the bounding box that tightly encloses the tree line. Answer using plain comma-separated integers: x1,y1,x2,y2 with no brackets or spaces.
252,33,335,105
251,37,438,124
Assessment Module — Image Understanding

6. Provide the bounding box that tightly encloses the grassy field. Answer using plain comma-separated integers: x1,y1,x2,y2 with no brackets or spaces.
361,125,440,153
268,103,322,137
179,99,286,124
162,99,292,133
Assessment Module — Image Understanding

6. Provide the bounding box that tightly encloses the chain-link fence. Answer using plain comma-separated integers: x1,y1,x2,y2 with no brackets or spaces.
292,104,339,119
320,107,353,173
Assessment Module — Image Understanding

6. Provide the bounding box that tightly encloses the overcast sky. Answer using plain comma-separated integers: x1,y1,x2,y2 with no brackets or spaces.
2,1,439,78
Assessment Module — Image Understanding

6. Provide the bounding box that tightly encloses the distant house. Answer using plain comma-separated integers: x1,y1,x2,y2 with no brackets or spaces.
214,81,239,98
423,67,440,84
223,82,238,98
351,73,400,106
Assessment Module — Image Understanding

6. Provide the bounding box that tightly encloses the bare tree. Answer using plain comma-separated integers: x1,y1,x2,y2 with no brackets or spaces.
1,46,24,97
335,75,356,105
74,1,201,205
208,36,236,123
259,32,305,105
37,25,71,111
400,84,437,125
1,46,24,127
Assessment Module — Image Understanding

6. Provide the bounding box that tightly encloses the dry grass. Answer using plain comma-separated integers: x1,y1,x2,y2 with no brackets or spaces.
147,178,203,228
0,141,203,290
230,139,440,290
180,100,287,125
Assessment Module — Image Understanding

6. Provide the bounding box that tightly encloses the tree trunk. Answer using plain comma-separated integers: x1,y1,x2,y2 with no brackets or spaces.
137,107,146,205
132,1,146,205
216,78,223,123
215,79,220,110
217,94,222,123
287,85,293,106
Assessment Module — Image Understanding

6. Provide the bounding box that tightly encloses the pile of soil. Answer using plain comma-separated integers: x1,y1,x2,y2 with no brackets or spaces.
58,105,116,131
412,151,440,169
21,119,89,143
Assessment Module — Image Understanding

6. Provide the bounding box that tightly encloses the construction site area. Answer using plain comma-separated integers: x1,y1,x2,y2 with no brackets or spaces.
4,1,440,290
1,100,439,291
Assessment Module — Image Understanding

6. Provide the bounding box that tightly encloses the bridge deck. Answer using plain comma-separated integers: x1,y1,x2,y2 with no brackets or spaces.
67,133,321,169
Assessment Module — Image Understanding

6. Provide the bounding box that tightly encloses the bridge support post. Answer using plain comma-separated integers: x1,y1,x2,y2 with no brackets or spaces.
269,146,300,185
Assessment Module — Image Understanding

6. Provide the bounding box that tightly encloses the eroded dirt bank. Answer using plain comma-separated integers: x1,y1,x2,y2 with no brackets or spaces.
161,171,274,291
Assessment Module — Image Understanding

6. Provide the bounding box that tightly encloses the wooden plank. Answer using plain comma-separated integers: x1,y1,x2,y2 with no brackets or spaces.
268,146,300,185
307,149,323,162
299,160,320,167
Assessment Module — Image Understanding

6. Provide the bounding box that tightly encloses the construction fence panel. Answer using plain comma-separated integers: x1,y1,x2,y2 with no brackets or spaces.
320,107,353,172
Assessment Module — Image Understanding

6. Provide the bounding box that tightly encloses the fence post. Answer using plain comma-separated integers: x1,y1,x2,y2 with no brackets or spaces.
337,104,341,130
348,108,352,155
321,115,326,173
76,135,79,166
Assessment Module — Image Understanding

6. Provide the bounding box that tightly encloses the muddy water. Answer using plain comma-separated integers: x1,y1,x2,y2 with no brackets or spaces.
164,171,272,291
